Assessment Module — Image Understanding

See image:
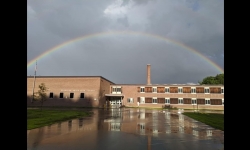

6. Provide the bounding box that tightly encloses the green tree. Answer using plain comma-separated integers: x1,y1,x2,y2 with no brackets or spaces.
34,83,48,113
215,74,224,85
199,74,224,85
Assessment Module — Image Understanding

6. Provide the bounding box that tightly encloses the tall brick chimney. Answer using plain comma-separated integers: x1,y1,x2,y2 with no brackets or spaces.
147,64,151,85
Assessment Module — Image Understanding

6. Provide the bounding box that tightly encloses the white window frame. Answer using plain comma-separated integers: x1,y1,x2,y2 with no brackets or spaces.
140,87,145,93
193,130,199,136
165,87,170,93
191,87,196,94
204,87,210,94
152,97,157,104
221,87,224,94
165,98,170,104
112,87,116,92
112,86,122,94
179,126,184,133
179,115,184,121
152,87,157,93
205,98,210,105
139,110,145,119
138,123,145,133
116,87,121,93
140,97,145,103
206,130,212,136
178,98,183,104
127,98,133,103
222,99,224,105
110,122,120,131
191,98,197,105
178,87,183,93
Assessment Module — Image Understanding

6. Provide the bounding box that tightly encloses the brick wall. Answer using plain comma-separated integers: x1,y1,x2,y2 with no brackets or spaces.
27,77,112,107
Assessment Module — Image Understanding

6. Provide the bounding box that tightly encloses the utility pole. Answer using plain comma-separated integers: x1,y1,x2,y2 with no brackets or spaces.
31,60,37,103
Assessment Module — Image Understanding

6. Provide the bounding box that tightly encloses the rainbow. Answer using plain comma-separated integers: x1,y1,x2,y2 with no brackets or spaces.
27,30,224,73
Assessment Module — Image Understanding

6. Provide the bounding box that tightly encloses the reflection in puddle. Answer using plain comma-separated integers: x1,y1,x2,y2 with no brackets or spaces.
110,122,121,131
27,108,224,150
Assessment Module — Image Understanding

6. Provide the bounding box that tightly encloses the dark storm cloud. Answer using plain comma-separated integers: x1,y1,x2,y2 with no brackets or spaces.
27,0,224,84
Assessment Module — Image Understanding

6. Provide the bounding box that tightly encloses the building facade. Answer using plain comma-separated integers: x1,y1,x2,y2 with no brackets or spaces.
27,76,115,107
27,65,224,110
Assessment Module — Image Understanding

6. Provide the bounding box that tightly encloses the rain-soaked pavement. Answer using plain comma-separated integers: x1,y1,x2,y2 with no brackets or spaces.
27,108,224,150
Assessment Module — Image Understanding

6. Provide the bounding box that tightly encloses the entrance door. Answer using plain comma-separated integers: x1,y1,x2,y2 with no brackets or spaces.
110,97,122,108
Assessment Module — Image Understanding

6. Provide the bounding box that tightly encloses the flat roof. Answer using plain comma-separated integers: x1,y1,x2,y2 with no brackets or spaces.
26,76,223,86
27,76,115,84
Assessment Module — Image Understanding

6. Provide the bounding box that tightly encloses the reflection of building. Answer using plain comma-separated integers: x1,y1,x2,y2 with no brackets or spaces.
28,108,222,148
27,65,224,110
110,122,121,131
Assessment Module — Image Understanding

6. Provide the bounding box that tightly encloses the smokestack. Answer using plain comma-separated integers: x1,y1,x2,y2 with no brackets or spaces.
147,64,151,85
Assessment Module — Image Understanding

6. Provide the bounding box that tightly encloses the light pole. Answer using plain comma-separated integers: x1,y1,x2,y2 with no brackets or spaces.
31,60,37,103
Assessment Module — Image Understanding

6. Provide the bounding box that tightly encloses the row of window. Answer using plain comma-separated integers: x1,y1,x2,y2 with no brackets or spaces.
111,86,224,94
112,87,122,93
140,87,224,94
49,92,85,99
127,98,224,105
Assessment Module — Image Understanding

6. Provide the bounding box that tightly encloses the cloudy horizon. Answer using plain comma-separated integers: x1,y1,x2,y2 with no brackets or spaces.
27,0,224,84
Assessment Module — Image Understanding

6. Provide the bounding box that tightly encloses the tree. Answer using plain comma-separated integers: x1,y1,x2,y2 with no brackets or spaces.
199,74,224,85
34,83,48,113
215,74,224,85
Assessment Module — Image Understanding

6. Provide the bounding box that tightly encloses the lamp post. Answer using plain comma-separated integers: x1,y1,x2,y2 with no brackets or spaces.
31,60,37,103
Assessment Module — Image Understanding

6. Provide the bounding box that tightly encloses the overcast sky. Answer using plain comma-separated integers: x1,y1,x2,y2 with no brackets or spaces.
27,0,224,84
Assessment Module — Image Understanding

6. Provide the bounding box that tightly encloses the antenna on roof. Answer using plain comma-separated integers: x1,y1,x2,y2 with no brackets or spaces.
31,60,37,103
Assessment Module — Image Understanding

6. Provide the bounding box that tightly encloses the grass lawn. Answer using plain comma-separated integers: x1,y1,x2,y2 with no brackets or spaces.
183,112,224,131
27,108,92,130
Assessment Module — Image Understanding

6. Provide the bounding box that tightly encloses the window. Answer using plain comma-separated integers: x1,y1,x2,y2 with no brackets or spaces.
138,123,145,134
140,87,145,93
204,87,210,94
178,87,183,93
179,127,184,133
193,130,199,136
117,88,121,92
192,98,197,105
222,99,224,105
165,87,170,93
49,92,53,98
59,93,64,98
139,110,145,119
207,130,212,136
152,87,157,93
165,98,170,104
179,115,184,121
80,93,84,98
140,97,145,103
79,118,83,128
112,86,122,94
191,87,196,94
127,98,133,103
138,123,145,129
221,87,224,94
70,93,74,98
178,98,183,104
205,99,210,105
110,123,120,131
152,97,157,103
68,120,72,130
